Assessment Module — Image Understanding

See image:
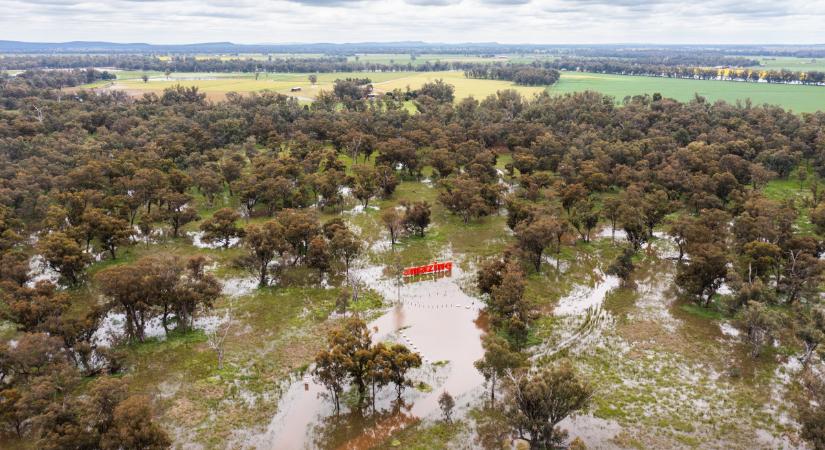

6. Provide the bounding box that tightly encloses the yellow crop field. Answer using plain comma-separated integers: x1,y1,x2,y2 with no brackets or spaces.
80,70,547,102
369,71,547,99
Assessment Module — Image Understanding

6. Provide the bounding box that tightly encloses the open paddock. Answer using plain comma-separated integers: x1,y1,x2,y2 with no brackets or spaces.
74,69,825,112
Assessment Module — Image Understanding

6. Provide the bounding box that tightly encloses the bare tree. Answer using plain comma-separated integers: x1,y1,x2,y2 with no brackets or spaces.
32,104,45,123
207,298,233,370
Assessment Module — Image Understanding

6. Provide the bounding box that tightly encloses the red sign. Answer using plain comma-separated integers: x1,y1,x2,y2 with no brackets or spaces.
403,261,453,277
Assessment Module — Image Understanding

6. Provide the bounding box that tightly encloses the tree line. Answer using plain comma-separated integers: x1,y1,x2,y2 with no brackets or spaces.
1,54,536,75
542,58,825,85
465,66,560,86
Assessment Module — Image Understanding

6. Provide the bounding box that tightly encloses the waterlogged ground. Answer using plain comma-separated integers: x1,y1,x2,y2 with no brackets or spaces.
524,236,806,450
51,173,812,450
248,262,488,449
245,218,808,449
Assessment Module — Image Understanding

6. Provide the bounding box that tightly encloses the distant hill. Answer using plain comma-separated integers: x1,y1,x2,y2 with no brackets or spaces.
2,40,825,57
0,40,523,54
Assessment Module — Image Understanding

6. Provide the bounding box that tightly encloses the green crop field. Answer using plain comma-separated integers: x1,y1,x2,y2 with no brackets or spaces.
79,69,825,113
550,71,825,113
752,56,825,72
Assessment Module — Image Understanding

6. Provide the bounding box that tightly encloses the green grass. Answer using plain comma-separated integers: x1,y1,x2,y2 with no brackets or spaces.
679,302,727,321
379,420,466,449
549,71,825,113
761,166,819,235
751,56,825,72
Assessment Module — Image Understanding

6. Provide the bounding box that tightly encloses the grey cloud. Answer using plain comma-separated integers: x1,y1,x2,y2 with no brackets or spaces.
2,0,823,44
405,0,461,5
284,0,364,6
480,0,531,5
551,0,808,18
183,10,253,19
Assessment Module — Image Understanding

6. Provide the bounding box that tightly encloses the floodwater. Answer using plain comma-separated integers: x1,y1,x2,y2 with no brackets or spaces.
248,262,487,449
553,270,620,316
26,254,60,287
188,230,240,249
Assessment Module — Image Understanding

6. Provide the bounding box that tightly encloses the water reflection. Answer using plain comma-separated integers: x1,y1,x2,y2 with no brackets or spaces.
249,262,487,449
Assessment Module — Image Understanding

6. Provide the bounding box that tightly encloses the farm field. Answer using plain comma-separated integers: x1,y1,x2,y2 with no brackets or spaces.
152,52,551,65
345,53,553,65
79,69,825,112
754,56,825,72
81,70,548,102
549,71,825,113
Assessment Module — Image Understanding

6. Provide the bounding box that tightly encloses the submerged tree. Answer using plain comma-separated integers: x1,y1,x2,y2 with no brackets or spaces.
515,216,564,272
474,333,526,406
385,344,422,399
199,208,245,248
313,317,420,412
503,363,592,449
238,220,288,287
487,262,533,345
439,391,455,423
675,243,728,307
607,246,636,287
37,232,90,286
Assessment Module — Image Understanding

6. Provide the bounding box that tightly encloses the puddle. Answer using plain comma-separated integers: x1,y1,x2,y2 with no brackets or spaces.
495,169,517,194
554,271,620,316
345,204,380,215
93,311,225,347
532,272,620,362
368,237,392,253
188,231,240,249
248,261,486,449
542,254,571,273
719,322,740,338
560,415,622,447
26,254,60,287
717,283,734,296
627,268,680,332
596,226,627,241
222,277,258,297
132,225,164,244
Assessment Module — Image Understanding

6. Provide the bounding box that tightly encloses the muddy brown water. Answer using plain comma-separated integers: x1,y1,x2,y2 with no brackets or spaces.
248,263,487,449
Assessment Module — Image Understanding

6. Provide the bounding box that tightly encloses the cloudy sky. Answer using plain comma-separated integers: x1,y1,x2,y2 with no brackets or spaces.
1,0,824,44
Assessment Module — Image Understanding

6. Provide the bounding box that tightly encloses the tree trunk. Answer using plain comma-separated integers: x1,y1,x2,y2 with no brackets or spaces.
490,374,496,406
161,305,170,335
801,342,817,366
259,263,268,287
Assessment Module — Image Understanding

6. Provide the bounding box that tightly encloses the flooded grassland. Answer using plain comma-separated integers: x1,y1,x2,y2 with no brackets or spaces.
62,171,814,450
